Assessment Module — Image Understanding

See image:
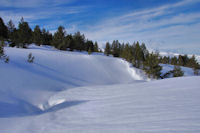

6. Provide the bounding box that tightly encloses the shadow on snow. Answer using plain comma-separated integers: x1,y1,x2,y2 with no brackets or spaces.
0,99,88,118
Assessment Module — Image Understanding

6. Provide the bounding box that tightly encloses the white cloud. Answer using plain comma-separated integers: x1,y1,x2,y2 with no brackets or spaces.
82,0,200,52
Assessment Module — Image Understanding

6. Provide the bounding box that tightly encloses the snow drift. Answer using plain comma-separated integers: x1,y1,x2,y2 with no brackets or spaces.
0,45,199,133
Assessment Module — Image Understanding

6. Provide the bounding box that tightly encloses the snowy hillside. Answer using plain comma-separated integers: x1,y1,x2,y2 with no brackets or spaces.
0,45,200,133
0,76,200,133
0,45,146,114
161,64,195,77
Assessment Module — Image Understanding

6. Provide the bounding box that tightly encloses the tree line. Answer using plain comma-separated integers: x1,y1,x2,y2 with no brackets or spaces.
0,17,99,53
104,40,200,78
0,17,199,78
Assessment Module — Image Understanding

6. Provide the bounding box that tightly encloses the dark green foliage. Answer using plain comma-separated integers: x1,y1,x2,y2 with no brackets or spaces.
73,31,85,51
120,43,132,62
41,28,52,45
64,34,74,51
173,66,184,77
143,53,162,79
52,26,66,49
7,20,18,46
17,18,33,47
94,42,99,52
0,17,8,40
111,40,120,57
27,53,34,63
0,41,4,56
104,42,111,56
88,47,92,55
33,25,42,45
132,42,146,68
0,17,100,54
160,54,200,75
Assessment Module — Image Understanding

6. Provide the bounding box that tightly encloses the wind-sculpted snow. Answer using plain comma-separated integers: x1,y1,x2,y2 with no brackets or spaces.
0,45,199,133
0,76,200,133
0,45,146,117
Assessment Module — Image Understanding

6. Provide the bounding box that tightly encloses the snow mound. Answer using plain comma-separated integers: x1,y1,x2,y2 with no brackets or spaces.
0,46,146,116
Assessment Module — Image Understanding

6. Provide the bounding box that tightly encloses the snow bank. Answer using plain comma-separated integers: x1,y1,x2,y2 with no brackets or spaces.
0,46,145,114
0,76,200,133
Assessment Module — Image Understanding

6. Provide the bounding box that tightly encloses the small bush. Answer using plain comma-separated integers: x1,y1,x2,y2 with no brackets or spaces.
27,53,34,63
173,66,184,77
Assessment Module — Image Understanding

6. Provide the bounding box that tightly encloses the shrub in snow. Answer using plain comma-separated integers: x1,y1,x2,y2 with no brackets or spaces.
27,53,34,63
0,41,9,63
173,66,184,77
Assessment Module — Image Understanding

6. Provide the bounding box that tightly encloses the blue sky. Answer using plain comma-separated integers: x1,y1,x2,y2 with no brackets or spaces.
0,0,200,54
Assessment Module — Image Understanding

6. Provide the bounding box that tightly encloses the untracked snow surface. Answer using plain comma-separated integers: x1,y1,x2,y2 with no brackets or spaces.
0,45,200,133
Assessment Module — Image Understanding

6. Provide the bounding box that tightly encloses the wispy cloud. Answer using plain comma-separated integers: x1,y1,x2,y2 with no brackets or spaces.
0,0,88,28
0,0,76,8
83,0,200,53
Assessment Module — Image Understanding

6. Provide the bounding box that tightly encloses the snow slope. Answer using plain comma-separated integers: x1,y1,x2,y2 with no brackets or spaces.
0,76,200,133
0,45,200,133
0,45,145,116
160,64,195,77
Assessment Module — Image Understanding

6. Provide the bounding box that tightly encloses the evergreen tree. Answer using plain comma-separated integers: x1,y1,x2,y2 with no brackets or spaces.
7,20,20,47
132,42,145,68
143,52,162,79
173,66,184,77
7,20,15,41
111,40,120,57
18,17,32,47
88,47,92,55
104,42,111,56
94,41,99,52
73,31,85,51
0,17,8,40
41,28,52,45
85,40,94,52
65,34,74,51
52,26,66,49
33,25,42,45
121,43,132,62
171,56,178,65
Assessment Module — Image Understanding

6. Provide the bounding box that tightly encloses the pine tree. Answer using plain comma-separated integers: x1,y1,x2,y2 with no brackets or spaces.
7,20,15,41
33,25,42,45
65,34,74,51
0,41,4,57
52,26,66,49
104,42,111,56
173,66,184,77
132,42,145,68
111,40,120,57
0,17,8,40
41,28,52,45
7,20,20,47
94,41,99,52
88,47,92,55
73,31,85,51
143,52,162,79
18,17,32,47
